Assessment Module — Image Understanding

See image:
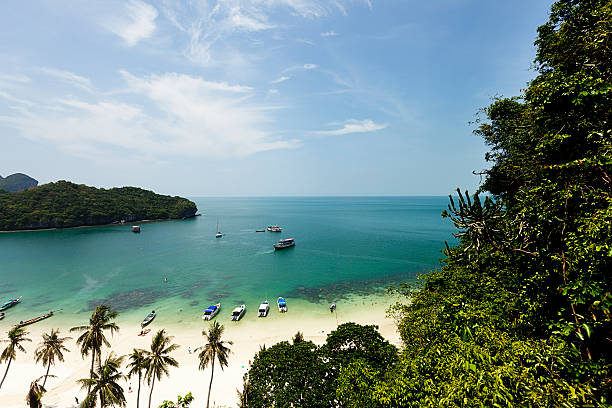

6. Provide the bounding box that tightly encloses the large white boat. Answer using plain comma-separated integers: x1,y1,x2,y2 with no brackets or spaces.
274,238,295,250
258,300,270,317
231,304,246,321
267,225,282,232
277,297,287,312
202,303,220,320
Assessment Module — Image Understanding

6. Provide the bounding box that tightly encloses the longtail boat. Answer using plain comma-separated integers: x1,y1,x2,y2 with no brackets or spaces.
141,310,156,327
0,296,22,311
16,310,54,328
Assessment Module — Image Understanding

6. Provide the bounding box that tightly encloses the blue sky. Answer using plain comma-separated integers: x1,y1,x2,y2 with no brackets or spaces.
0,0,553,196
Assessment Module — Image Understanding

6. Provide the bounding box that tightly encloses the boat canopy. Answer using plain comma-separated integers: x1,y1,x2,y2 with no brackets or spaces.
205,306,217,312
278,300,287,306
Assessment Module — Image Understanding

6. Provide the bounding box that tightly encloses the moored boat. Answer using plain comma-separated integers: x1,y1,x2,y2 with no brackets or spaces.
330,302,336,313
202,303,220,320
141,310,156,327
0,296,22,311
258,301,270,317
16,310,54,328
132,226,141,233
267,225,282,232
277,297,287,312
274,238,295,250
216,220,223,238
231,305,246,321
0,312,4,320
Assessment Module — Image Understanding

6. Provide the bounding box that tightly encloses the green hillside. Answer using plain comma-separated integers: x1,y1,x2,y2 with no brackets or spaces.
0,180,198,231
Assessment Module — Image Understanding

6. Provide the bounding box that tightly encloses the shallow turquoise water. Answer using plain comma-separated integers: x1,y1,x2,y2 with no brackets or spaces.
0,197,453,327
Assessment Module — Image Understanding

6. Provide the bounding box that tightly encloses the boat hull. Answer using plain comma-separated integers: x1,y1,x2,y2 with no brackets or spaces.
274,242,295,250
141,313,156,327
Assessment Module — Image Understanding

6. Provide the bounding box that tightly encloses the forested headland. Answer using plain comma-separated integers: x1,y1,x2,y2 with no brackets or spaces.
242,1,611,406
0,180,198,231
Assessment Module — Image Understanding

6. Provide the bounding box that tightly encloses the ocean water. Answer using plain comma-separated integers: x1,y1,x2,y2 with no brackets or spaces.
0,196,454,329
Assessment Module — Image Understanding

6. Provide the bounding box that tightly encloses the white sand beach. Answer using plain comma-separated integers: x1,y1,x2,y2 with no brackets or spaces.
1,294,402,408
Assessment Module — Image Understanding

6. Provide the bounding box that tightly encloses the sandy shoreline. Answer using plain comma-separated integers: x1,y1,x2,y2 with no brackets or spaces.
1,293,403,408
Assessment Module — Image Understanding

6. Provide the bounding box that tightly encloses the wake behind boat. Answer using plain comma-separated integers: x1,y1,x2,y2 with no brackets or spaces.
141,310,156,327
277,297,287,312
231,305,246,321
202,303,220,320
0,296,22,311
274,238,295,250
258,300,270,317
16,310,54,328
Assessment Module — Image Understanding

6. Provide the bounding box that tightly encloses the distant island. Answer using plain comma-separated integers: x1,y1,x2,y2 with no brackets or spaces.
0,173,38,192
0,180,197,231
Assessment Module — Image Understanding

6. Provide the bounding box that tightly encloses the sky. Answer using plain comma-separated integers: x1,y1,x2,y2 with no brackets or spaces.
0,0,554,196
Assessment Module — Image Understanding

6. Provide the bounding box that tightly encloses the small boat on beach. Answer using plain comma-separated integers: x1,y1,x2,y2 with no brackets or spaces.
277,297,287,313
16,310,54,328
267,226,282,232
274,238,295,250
202,303,220,320
231,305,246,321
141,310,156,327
0,296,22,311
0,312,4,320
138,328,151,336
258,301,270,317
132,226,141,233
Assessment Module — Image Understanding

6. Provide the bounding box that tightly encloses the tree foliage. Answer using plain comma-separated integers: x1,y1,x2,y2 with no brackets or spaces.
244,323,397,408
0,180,197,231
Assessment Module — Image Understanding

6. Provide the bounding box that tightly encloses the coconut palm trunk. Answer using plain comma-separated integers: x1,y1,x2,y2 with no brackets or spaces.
136,372,142,408
0,356,13,389
89,349,96,393
42,361,51,388
206,354,216,408
148,375,156,408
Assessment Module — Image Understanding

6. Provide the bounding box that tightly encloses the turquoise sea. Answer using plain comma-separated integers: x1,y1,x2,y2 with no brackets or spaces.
0,197,454,328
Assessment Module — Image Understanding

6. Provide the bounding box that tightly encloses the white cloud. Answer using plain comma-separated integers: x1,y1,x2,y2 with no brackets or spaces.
0,73,31,83
159,1,364,67
2,70,298,161
0,91,33,106
320,30,338,37
104,0,158,46
271,76,290,84
303,63,318,69
38,68,93,92
314,119,388,136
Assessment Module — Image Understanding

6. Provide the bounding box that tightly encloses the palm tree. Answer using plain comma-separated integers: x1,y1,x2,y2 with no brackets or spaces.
0,326,31,390
34,328,71,387
126,348,148,408
77,352,126,408
26,375,51,408
143,330,179,408
70,304,119,392
196,321,233,408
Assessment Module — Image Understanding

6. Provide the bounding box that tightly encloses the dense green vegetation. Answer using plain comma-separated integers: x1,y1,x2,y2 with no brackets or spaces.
243,1,612,406
0,180,197,231
0,173,38,193
243,323,397,407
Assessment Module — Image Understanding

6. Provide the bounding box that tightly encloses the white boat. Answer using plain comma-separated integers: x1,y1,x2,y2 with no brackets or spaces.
258,301,270,317
277,297,287,313
330,302,336,313
267,225,282,232
216,220,223,238
274,238,295,250
202,303,220,320
141,310,156,327
231,305,246,321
